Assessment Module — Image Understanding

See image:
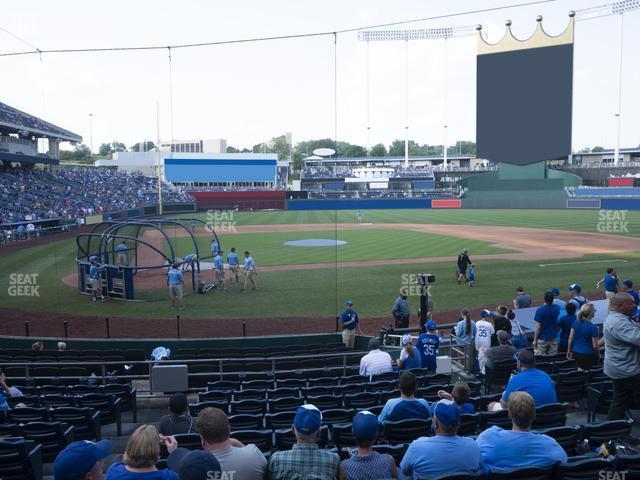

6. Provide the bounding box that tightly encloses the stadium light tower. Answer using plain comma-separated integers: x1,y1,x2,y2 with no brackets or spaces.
358,26,476,168
88,113,94,154
575,0,640,166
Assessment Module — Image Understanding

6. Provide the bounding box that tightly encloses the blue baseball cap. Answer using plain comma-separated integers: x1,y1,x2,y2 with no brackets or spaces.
294,404,322,434
569,283,582,292
352,410,379,441
433,401,460,429
54,440,112,480
622,279,633,288
426,320,437,331
551,288,560,296
480,309,491,318
346,300,353,306
167,448,221,480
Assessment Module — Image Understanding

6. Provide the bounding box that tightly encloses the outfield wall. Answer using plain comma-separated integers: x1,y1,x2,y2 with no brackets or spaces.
190,191,285,210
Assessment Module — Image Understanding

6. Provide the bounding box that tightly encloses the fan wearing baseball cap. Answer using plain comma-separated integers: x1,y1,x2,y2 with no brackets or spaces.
400,401,483,479
339,411,396,480
488,349,557,412
268,404,339,480
54,440,113,480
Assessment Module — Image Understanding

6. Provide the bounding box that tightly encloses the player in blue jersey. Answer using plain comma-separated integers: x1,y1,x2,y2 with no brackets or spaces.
241,250,258,292
416,320,440,373
88,258,106,303
181,253,198,271
211,239,220,256
226,247,240,283
167,262,184,309
115,241,128,265
213,251,227,292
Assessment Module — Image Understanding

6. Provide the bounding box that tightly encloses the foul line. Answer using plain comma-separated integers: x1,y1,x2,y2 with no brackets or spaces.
538,259,628,267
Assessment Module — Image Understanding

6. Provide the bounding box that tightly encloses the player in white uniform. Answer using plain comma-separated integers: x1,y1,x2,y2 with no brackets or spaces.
475,311,495,375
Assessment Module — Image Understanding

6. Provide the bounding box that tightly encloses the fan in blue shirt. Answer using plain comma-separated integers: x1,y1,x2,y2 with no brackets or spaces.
378,372,431,424
621,279,640,306
415,321,439,372
477,391,567,475
556,302,577,352
534,293,561,342
499,349,557,408
400,402,483,479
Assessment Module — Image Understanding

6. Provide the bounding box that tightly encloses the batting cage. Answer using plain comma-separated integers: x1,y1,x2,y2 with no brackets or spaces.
75,218,221,302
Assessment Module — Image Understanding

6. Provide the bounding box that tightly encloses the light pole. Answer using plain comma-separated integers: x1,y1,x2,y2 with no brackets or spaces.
358,26,476,169
574,1,640,166
88,113,94,153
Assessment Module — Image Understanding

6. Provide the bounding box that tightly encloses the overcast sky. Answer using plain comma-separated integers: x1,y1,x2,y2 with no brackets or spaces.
1,0,638,153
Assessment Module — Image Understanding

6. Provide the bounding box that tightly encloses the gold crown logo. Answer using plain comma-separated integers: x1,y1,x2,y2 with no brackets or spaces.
477,12,575,55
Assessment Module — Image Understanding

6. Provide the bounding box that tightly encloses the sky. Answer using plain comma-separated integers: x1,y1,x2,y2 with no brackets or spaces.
0,0,639,154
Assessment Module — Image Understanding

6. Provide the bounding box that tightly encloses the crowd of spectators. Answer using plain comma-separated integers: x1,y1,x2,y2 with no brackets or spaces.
0,166,192,225
308,189,458,200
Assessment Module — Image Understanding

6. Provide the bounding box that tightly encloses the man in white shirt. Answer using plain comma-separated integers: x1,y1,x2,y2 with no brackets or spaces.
359,338,393,377
475,311,495,375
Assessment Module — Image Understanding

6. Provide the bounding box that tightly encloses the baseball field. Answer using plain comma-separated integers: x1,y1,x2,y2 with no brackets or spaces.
1,208,639,338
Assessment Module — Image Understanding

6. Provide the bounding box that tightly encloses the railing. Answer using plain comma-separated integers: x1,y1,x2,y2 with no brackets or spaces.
448,333,469,373
0,350,367,394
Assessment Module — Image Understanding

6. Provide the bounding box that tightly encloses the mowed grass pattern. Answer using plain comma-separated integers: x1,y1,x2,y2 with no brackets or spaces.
180,209,640,237
172,229,510,265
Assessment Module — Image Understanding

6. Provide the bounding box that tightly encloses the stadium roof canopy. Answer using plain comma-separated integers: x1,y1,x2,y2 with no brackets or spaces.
0,101,82,143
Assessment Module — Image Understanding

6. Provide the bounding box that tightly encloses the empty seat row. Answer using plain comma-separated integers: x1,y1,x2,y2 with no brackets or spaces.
203,372,452,392
2,395,123,435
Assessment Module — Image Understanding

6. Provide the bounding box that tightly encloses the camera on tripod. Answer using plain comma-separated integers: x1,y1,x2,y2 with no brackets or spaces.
416,273,435,286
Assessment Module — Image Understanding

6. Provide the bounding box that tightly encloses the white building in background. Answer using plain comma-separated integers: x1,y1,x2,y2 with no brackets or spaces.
160,138,227,154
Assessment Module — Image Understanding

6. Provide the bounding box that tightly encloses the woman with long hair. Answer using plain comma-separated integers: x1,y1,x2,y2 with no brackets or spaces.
396,333,421,370
567,303,600,371
454,309,477,373
105,425,177,479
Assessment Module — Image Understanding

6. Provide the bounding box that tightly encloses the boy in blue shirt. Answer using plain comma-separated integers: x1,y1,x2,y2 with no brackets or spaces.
467,265,476,287
416,320,439,373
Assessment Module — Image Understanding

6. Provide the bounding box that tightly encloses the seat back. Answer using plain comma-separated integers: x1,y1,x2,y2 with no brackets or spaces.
230,429,272,452
534,426,579,455
531,403,567,429
487,466,553,480
383,418,431,444
557,457,614,479
479,410,511,431
228,414,264,431
580,420,634,447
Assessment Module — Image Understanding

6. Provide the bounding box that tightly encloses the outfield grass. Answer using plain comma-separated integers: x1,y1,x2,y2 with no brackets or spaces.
180,209,640,237
1,208,639,320
172,229,510,265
